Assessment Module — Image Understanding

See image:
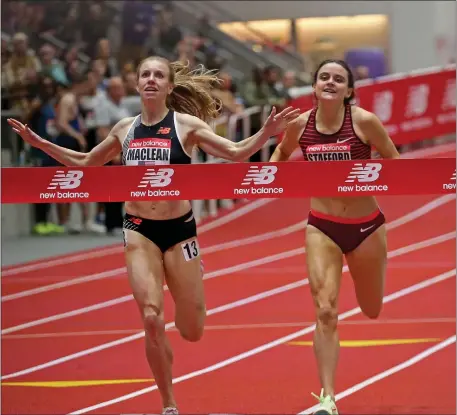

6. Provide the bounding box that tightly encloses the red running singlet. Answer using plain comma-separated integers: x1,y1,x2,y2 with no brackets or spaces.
299,105,371,162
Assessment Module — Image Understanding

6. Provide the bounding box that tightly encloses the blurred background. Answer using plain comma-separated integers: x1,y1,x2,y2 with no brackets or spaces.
1,0,456,264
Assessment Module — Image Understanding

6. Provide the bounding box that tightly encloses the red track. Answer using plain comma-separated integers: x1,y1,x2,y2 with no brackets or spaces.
1,146,456,415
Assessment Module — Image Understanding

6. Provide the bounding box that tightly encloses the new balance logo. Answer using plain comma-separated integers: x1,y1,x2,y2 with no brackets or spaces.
157,127,171,134
241,166,278,186
452,170,456,181
40,170,89,200
131,168,180,198
48,170,83,190
338,162,388,193
138,168,174,188
345,163,382,183
234,165,283,196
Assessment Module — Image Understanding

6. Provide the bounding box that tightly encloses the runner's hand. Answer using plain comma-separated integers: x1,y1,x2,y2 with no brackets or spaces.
7,118,46,148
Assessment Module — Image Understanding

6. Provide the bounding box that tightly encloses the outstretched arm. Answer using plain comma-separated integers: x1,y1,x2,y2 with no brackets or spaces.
186,106,300,162
7,117,129,167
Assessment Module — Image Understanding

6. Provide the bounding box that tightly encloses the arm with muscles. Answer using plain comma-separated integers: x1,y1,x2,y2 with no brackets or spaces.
357,109,400,159
269,114,308,162
186,106,301,162
7,117,127,167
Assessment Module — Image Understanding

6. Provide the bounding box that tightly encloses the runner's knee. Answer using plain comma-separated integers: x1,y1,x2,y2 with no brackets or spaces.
143,305,164,341
176,303,206,342
316,305,338,331
314,290,338,331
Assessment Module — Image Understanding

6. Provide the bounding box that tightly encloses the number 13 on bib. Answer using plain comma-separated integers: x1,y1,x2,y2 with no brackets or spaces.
181,239,200,261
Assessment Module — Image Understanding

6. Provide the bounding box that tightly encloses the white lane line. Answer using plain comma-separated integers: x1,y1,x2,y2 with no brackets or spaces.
2,230,454,380
298,335,456,414
4,193,453,302
2,213,301,302
1,248,303,335
67,269,456,414
1,198,274,276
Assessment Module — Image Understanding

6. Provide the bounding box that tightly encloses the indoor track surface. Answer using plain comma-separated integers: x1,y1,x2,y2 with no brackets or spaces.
1,144,456,415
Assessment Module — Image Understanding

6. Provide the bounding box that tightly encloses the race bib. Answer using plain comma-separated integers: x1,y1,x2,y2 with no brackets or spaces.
125,138,171,165
181,239,200,261
306,143,351,161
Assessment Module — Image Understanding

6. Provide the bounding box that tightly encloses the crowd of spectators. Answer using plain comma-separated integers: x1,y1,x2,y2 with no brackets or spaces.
1,0,304,236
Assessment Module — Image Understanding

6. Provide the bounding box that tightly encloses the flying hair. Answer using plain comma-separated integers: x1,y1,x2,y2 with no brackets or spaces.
137,56,223,121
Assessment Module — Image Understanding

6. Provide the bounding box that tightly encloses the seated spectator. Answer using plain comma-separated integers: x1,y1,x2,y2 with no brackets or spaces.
52,4,81,46
277,70,297,100
211,71,244,137
175,38,196,67
38,43,69,86
3,32,40,111
91,59,110,90
80,3,109,58
122,71,141,115
95,38,119,78
263,65,288,106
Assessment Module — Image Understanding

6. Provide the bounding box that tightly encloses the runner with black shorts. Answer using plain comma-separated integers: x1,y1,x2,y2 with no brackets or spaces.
8,56,300,415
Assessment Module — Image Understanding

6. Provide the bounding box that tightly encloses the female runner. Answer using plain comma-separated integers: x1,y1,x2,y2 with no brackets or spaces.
270,59,399,415
8,56,300,415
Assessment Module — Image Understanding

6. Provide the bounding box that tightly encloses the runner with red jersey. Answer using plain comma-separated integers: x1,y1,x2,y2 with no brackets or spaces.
270,59,400,415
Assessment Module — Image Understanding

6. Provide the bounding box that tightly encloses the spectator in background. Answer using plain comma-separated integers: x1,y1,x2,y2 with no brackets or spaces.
157,4,182,55
52,4,81,46
52,80,89,233
91,59,110,90
39,0,70,38
38,43,69,86
276,70,297,101
81,3,109,59
264,65,288,105
121,0,155,65
122,71,142,115
211,71,244,138
79,70,109,233
175,38,196,67
3,32,40,112
242,66,287,161
2,38,12,109
63,46,85,84
95,38,119,78
94,77,131,235
2,2,29,36
24,75,65,235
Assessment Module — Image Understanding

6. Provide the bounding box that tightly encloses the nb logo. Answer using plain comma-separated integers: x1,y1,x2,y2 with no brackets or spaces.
48,170,83,190
157,127,171,134
242,166,278,186
138,168,174,188
345,163,382,183
451,170,456,181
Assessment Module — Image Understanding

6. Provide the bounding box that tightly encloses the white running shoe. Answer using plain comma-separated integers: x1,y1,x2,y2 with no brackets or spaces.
311,389,339,414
